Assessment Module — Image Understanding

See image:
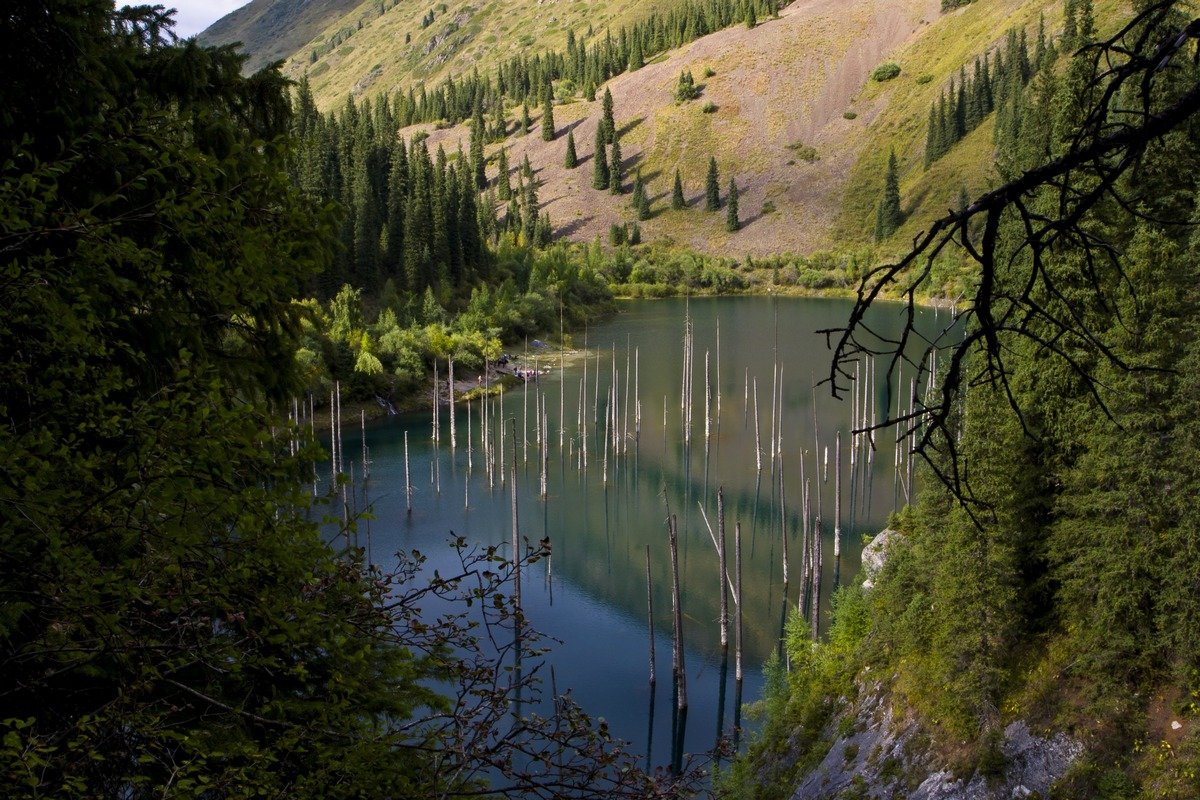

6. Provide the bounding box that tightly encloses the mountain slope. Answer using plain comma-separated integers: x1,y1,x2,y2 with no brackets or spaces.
205,0,1078,260
198,0,364,73
277,0,696,109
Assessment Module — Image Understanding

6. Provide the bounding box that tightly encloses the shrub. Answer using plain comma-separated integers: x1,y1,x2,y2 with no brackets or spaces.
871,62,901,82
788,142,819,162
843,110,857,120
702,101,717,113
703,67,716,78
916,73,934,84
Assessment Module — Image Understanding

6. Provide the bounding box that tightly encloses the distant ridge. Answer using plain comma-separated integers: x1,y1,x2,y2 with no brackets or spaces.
198,0,363,74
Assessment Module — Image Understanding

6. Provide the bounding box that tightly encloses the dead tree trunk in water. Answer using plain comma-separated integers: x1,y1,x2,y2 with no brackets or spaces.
668,513,687,711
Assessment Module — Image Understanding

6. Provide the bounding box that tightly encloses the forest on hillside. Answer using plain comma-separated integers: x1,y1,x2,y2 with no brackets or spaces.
725,1,1200,797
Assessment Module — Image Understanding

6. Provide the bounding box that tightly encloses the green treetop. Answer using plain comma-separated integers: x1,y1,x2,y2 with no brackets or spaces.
541,85,556,141
705,156,721,211
592,123,610,189
564,129,578,168
633,168,651,220
497,146,512,200
725,177,740,231
672,168,686,210
601,87,615,144
609,139,623,193
874,147,903,241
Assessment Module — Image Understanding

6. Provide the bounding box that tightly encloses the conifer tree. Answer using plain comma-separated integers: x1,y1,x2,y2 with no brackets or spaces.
1063,0,1078,51
535,212,553,247
564,130,578,168
632,168,651,220
496,147,512,200
874,148,903,241
385,140,408,272
601,88,615,144
609,139,623,193
629,35,644,71
541,86,556,141
1077,0,1095,44
705,156,720,211
672,168,686,209
470,114,487,190
592,124,610,189
522,178,539,245
725,177,740,231
520,103,531,135
746,3,757,28
924,104,939,169
491,98,507,139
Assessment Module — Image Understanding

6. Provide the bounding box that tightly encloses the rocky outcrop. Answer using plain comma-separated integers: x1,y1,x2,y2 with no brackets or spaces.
860,528,898,591
790,685,1083,800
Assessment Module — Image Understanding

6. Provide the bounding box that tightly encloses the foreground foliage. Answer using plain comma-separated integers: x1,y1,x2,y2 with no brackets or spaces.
0,3,705,796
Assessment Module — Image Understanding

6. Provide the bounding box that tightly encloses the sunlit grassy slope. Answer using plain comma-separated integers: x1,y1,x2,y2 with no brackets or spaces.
275,0,693,109
206,0,1128,256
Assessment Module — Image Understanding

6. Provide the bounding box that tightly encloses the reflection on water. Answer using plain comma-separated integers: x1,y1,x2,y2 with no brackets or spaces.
328,296,948,770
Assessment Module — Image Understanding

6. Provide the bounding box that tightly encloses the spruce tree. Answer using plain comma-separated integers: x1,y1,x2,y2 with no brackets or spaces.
535,212,553,247
522,178,538,245
632,168,650,220
541,87,556,141
725,177,740,232
520,103,531,135
609,139,623,193
705,156,720,211
564,130,578,168
1077,0,1095,44
601,88,615,144
592,124,610,189
874,148,903,241
746,3,757,28
1063,0,1078,51
672,168,686,210
496,147,511,200
469,115,487,190
491,98,507,139
924,104,939,169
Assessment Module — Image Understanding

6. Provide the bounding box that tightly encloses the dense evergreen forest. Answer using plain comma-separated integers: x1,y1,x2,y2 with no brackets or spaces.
0,2,703,796
726,1,1200,797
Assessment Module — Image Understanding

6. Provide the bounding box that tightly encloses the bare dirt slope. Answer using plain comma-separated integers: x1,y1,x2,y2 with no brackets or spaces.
411,0,940,256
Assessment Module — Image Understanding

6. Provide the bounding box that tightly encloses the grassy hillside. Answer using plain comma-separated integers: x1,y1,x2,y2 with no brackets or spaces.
275,0,694,108
409,0,942,256
207,0,1109,260
839,0,1130,253
198,0,365,74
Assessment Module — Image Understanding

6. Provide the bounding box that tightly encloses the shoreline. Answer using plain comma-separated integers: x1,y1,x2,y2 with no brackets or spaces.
305,289,960,430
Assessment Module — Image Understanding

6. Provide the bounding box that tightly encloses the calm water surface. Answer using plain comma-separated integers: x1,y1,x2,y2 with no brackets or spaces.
334,296,948,771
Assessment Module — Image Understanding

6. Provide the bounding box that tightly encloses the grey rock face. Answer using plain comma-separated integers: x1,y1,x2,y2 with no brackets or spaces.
790,686,1082,800
860,529,897,591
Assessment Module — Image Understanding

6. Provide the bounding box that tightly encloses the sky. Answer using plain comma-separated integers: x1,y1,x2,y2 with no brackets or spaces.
165,0,253,38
